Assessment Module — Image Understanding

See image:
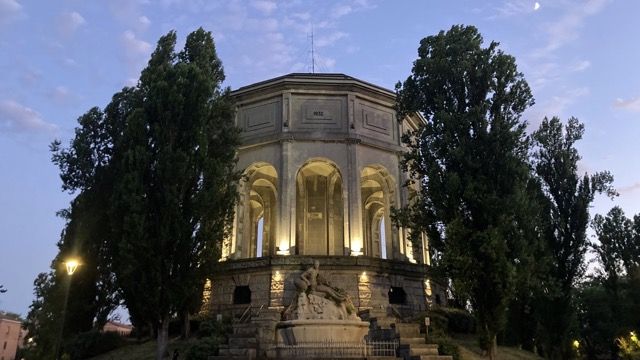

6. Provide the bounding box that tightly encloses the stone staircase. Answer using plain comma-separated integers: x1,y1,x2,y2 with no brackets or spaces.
208,322,258,360
393,323,452,360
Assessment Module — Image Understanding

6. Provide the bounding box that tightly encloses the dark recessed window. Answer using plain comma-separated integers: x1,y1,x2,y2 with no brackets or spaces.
435,294,442,305
233,285,252,304
388,286,406,304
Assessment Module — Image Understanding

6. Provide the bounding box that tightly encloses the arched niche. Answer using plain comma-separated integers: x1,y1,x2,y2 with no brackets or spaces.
361,165,396,259
238,163,278,258
295,159,344,255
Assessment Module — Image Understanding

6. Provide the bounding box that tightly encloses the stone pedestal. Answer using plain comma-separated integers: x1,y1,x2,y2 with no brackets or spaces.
276,319,369,344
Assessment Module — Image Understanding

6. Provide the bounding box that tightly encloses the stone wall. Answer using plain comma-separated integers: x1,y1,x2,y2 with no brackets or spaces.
207,256,429,316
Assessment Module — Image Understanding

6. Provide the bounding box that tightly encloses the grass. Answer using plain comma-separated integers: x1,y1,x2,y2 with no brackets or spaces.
448,334,543,360
88,337,194,360
88,333,543,360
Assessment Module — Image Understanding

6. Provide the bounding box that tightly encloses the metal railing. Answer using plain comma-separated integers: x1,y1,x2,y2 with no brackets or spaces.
275,339,398,358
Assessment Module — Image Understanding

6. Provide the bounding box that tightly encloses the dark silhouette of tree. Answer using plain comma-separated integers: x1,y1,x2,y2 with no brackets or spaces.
531,116,616,359
395,25,536,360
50,28,240,360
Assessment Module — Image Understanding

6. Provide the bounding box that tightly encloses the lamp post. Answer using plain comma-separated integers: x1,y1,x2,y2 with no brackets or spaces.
55,258,81,360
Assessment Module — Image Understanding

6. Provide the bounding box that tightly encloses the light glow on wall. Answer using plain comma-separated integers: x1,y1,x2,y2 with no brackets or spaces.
276,241,290,255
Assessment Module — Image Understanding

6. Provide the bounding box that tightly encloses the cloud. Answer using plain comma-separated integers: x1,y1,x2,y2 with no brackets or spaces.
0,0,23,26
251,0,277,15
330,0,375,18
570,59,591,72
546,87,590,114
533,0,610,58
0,100,58,134
315,31,347,48
122,30,152,57
63,58,77,67
292,12,310,21
490,0,533,18
49,86,72,104
121,30,152,73
527,87,590,127
331,4,352,18
137,15,151,31
58,11,86,36
613,97,640,112
619,181,640,195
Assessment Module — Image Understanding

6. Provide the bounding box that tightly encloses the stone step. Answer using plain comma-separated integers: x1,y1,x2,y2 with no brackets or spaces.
398,343,441,360
400,337,426,344
398,343,439,356
409,356,453,360
394,323,421,337
228,336,257,348
217,347,257,358
409,346,440,356
232,323,258,336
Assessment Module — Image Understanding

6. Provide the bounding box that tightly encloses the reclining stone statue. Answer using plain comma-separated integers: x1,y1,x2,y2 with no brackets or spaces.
284,260,358,321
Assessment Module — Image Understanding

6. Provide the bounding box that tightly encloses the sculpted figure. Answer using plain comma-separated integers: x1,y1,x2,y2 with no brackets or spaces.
284,260,358,320
294,260,347,303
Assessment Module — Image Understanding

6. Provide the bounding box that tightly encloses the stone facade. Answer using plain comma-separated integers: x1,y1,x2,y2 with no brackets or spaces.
0,316,24,360
205,73,445,320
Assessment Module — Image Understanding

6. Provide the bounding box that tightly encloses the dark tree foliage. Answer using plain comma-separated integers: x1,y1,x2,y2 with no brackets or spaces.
23,193,120,360
593,207,633,298
0,284,6,293
581,207,640,359
50,28,240,360
23,273,59,360
531,116,616,359
394,25,536,360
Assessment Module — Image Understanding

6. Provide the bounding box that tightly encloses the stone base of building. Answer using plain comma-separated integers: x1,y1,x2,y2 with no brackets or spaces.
203,255,436,318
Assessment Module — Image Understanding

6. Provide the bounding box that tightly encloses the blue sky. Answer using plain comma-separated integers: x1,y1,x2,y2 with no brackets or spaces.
1,0,639,317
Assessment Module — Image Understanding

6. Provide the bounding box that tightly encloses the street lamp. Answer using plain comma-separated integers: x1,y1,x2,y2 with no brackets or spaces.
64,259,80,275
55,258,81,359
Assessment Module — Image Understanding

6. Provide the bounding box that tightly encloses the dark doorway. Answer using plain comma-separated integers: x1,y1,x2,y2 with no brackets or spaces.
388,286,406,304
233,285,251,304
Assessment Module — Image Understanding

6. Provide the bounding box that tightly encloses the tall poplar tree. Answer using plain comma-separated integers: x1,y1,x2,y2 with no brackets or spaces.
531,116,615,359
51,28,240,360
395,25,535,359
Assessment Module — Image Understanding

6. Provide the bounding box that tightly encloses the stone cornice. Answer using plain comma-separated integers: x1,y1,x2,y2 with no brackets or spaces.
231,73,396,103
214,255,429,278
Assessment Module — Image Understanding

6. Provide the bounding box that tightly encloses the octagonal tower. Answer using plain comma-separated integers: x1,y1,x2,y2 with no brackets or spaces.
205,73,442,320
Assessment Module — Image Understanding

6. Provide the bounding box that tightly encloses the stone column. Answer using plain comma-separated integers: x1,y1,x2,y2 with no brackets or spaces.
346,94,363,254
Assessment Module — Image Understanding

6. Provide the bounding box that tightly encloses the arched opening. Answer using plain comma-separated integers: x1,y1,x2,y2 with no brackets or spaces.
256,216,264,258
295,160,344,255
361,166,395,258
238,163,277,258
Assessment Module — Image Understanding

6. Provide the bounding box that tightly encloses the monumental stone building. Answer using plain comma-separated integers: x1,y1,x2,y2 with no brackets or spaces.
204,73,443,321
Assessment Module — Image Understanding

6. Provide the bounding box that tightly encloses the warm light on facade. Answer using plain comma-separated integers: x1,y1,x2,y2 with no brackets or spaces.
350,248,364,256
276,246,290,256
273,271,283,282
425,279,432,296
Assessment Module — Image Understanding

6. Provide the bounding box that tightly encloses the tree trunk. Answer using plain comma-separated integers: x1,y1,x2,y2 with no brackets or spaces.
156,317,169,360
181,309,190,339
488,334,498,360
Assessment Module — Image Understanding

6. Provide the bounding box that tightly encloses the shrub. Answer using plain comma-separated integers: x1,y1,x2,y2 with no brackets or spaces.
185,337,223,360
63,330,126,359
428,306,475,334
432,337,461,360
197,315,232,339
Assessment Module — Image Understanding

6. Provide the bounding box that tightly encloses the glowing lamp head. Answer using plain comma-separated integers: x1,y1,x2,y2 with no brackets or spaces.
65,259,80,275
572,340,580,349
